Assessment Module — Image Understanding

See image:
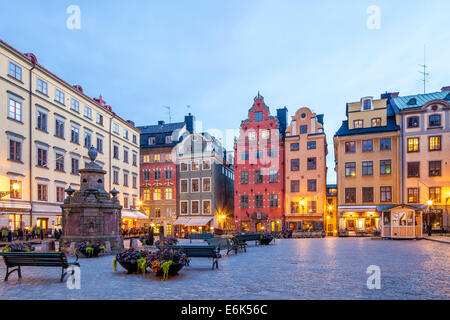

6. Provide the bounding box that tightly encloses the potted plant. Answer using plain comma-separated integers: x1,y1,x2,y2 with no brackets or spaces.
155,236,178,247
113,248,152,275
147,248,189,280
75,241,106,258
2,242,35,252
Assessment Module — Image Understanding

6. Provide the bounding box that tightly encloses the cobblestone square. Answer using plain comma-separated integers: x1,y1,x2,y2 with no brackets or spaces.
0,238,448,300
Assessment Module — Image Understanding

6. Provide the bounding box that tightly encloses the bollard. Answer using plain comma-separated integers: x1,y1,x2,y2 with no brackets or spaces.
105,241,111,253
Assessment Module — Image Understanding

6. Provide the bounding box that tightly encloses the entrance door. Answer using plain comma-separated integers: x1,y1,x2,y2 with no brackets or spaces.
37,218,48,231
256,222,263,233
346,219,355,232
289,223,296,231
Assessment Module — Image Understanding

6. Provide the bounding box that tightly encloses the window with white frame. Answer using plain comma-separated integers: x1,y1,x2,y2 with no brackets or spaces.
84,131,92,147
96,136,103,153
191,200,200,214
113,123,120,134
8,61,22,81
202,177,211,192
71,98,80,112
8,95,22,122
202,159,211,170
37,78,48,95
191,161,199,171
97,113,104,125
203,200,211,214
123,129,129,139
191,178,200,192
180,179,188,193
84,106,92,119
180,201,188,215
37,109,48,131
362,98,373,110
55,88,65,104
180,162,188,171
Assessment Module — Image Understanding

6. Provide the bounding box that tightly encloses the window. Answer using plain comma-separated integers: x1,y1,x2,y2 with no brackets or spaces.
84,131,92,147
240,151,249,160
407,138,419,152
353,120,363,129
124,149,129,163
269,149,278,157
345,188,356,203
71,158,79,175
429,161,441,177
307,157,317,170
290,143,299,151
407,116,419,128
84,106,92,119
55,119,64,138
123,129,129,139
380,186,392,202
307,201,317,213
362,187,374,203
202,160,211,170
345,141,356,153
291,159,300,171
380,160,392,175
428,114,441,127
37,148,48,167
407,162,420,177
37,184,48,201
307,179,316,192
408,188,419,203
429,136,441,151
191,179,199,192
113,123,120,134
240,195,249,208
203,178,211,192
247,131,256,141
345,162,356,177
123,172,129,187
132,134,137,144
153,188,162,200
255,170,264,183
164,135,172,144
203,200,211,214
362,161,373,176
165,169,172,180
191,201,199,214
371,118,381,127
429,187,441,203
9,140,21,161
154,171,161,181
362,98,372,110
291,202,299,213
97,137,103,153
96,113,104,125
269,194,278,207
132,153,137,166
71,126,79,144
240,171,249,184
291,180,299,192
113,170,119,184
180,201,188,215
300,125,308,134
255,111,263,122
261,129,270,140
255,195,264,208
8,97,22,121
113,145,119,159
143,189,151,200
10,180,22,199
9,62,22,81
362,140,373,152
37,110,47,131
142,171,150,181
165,187,173,200
255,150,263,159
56,186,65,202
191,161,199,171
55,89,65,104
132,175,137,188
307,141,316,149
180,162,188,171
55,153,64,171
269,170,278,183
380,138,391,151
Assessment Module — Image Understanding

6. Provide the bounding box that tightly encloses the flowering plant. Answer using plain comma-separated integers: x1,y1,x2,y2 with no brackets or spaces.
146,248,189,280
155,236,178,247
76,240,105,257
113,248,152,275
2,242,35,252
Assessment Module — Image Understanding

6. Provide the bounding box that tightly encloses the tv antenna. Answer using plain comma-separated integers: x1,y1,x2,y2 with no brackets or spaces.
419,45,429,94
163,106,172,123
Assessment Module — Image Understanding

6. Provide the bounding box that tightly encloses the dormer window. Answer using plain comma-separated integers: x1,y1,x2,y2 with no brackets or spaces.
165,135,173,143
353,120,364,129
362,98,373,110
148,137,156,145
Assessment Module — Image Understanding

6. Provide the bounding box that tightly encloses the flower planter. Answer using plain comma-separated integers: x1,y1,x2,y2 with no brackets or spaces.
154,262,184,276
77,246,103,258
2,242,35,252
117,260,140,274
114,249,151,274
76,241,105,258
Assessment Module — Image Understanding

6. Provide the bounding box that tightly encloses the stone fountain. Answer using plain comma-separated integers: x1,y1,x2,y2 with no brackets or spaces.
60,146,123,253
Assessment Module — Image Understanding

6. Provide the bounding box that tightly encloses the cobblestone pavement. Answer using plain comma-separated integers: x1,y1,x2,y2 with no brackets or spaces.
0,238,448,300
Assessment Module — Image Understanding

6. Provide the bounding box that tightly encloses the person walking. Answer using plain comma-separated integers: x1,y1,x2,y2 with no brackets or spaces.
148,227,154,246
7,230,12,242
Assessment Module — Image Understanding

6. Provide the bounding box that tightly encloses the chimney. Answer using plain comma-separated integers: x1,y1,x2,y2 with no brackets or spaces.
127,120,135,126
441,86,450,92
276,107,288,135
380,92,400,99
158,120,165,125
184,113,195,134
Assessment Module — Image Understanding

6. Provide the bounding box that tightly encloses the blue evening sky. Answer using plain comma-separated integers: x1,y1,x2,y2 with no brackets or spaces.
2,0,449,183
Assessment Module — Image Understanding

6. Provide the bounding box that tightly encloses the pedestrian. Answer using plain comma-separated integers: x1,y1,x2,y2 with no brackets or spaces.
148,227,154,246
7,230,12,242
18,228,23,240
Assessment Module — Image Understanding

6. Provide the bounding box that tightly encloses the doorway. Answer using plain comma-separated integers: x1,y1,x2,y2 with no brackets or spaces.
346,219,355,232
256,222,263,233
37,218,48,231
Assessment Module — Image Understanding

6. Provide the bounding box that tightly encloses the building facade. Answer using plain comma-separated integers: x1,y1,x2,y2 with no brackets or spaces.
234,93,287,233
325,184,338,236
175,132,234,235
0,39,141,232
390,87,450,232
284,107,327,232
137,115,193,236
334,94,401,236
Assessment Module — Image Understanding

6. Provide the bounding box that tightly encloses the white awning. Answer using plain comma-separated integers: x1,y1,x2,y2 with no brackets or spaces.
173,218,191,225
122,210,149,219
185,218,212,226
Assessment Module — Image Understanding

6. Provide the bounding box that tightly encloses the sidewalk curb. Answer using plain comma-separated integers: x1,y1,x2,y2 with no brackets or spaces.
423,237,450,244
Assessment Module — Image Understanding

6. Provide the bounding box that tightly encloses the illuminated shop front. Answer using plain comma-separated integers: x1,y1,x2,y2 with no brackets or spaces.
338,206,380,236
381,205,423,239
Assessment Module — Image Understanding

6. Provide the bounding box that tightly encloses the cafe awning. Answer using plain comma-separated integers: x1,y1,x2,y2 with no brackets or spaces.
122,210,149,219
173,218,191,225
185,218,212,226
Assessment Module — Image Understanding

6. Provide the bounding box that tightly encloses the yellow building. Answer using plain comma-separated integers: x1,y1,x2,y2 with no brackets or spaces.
391,87,450,232
334,94,401,236
0,39,143,232
284,107,327,232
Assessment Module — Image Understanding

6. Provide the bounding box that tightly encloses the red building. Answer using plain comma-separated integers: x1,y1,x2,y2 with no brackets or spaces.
234,93,287,233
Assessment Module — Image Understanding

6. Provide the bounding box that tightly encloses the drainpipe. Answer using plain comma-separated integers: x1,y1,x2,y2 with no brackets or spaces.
399,114,404,205
29,62,36,226
109,115,113,192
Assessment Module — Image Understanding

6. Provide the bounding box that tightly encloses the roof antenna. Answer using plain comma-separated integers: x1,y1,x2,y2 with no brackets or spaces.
163,106,172,123
419,45,429,94
186,105,191,113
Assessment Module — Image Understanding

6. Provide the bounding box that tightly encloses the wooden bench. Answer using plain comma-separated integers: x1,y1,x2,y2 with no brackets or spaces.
160,245,221,270
189,233,213,243
235,233,264,246
0,252,80,282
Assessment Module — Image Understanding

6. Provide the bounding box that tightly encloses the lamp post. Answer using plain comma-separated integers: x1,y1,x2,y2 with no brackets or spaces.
426,200,433,236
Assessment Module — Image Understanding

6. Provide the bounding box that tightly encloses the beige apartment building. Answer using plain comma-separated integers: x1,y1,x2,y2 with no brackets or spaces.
0,39,141,232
